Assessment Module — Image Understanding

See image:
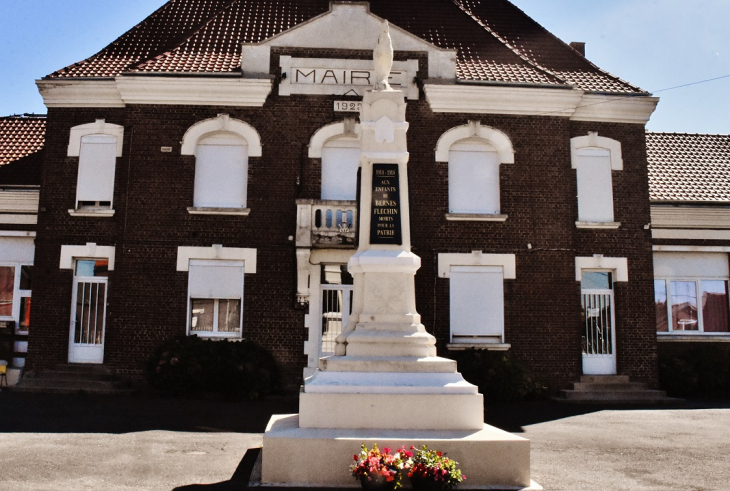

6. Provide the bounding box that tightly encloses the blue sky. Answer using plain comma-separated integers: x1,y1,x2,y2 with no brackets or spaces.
1,0,728,134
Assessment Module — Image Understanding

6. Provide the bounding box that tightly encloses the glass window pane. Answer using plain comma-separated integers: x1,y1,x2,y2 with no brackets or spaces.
655,280,668,332
75,259,109,277
19,297,31,331
701,280,729,333
191,299,215,332
671,281,698,331
0,266,14,317
20,266,32,290
581,271,613,290
321,264,353,285
218,299,241,333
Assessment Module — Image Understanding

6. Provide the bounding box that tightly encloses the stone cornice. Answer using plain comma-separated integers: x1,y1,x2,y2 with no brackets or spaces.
424,83,658,124
37,77,273,108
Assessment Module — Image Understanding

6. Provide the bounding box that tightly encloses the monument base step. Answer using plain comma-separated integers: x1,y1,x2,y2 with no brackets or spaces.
261,414,536,490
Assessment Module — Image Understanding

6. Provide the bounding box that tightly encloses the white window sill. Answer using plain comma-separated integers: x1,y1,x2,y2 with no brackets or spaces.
575,221,621,229
446,213,508,222
187,207,251,216
190,333,243,340
657,333,730,342
447,343,511,351
68,209,115,217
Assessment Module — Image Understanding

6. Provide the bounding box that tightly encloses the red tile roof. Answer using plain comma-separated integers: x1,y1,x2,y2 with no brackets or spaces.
0,116,46,167
47,0,645,94
647,132,730,203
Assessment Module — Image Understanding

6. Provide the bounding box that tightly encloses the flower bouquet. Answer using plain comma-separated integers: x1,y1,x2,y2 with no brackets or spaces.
407,445,465,490
351,443,412,490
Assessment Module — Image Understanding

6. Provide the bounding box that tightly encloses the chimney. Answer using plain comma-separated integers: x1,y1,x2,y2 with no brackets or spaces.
570,42,586,57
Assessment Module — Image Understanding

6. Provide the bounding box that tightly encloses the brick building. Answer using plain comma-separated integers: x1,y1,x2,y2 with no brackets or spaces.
1,0,727,391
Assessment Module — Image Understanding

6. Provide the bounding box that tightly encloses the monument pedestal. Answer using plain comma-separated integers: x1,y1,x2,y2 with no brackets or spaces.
262,415,537,489
261,57,536,488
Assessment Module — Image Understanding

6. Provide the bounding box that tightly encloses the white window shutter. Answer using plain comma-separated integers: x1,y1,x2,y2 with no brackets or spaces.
575,149,614,222
189,260,244,299
76,135,117,204
194,134,248,208
321,142,360,200
450,266,504,338
448,148,500,214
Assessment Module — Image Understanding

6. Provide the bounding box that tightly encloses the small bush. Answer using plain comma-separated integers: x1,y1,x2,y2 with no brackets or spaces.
659,346,730,398
450,349,547,403
146,336,280,400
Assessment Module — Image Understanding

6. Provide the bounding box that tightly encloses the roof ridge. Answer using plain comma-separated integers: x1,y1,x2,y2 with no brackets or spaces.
449,0,567,86
647,131,730,137
128,0,241,73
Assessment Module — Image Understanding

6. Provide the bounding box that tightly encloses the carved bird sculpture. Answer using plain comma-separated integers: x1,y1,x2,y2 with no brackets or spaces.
373,20,394,90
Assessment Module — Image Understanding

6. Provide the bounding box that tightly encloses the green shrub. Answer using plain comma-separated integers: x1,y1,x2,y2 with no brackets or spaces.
146,336,280,400
450,349,547,403
659,346,730,398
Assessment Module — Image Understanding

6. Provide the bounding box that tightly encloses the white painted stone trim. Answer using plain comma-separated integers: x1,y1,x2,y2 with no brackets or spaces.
68,209,116,217
176,245,257,273
186,207,251,216
575,221,621,229
651,206,730,229
68,120,124,157
60,243,116,270
571,132,623,170
37,77,273,108
310,249,356,264
653,245,730,253
447,343,511,351
573,94,660,124
0,231,36,237
575,256,628,282
36,80,125,108
658,334,730,343
652,229,730,240
279,56,419,100
241,3,457,80
180,114,262,157
438,252,516,279
445,213,508,222
308,120,361,158
435,121,514,164
424,83,658,124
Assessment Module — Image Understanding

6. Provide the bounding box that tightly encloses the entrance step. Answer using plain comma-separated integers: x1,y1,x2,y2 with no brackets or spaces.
557,375,682,405
13,364,133,395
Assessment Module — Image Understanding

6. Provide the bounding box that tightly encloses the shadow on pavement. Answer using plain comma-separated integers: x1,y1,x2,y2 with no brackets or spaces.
0,391,298,434
2,389,724,435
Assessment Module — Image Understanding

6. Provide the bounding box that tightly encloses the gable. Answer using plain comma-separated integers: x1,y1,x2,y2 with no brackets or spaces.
241,2,457,80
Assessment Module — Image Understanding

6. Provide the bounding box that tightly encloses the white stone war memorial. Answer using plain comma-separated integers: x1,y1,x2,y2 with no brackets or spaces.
261,21,537,490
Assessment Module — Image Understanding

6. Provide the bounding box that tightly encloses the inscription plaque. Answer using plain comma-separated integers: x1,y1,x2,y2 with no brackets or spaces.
370,163,402,245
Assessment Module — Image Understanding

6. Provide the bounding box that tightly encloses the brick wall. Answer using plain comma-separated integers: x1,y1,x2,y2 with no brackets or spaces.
27,48,659,389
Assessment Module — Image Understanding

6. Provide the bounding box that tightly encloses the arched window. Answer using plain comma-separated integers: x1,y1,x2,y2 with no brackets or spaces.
571,132,623,228
181,114,262,214
436,122,513,221
309,120,361,201
67,120,124,216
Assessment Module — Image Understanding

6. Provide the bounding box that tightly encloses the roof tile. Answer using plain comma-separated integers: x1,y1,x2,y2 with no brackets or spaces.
0,116,46,167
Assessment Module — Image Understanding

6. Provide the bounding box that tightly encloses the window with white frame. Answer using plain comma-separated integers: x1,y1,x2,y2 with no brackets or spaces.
449,265,505,343
68,120,123,215
0,265,32,330
448,139,501,214
188,260,244,337
571,133,622,226
654,252,729,334
193,133,249,209
76,135,117,209
321,138,360,200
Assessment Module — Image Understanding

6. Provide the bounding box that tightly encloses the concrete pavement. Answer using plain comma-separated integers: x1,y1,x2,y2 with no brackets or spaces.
1,391,728,490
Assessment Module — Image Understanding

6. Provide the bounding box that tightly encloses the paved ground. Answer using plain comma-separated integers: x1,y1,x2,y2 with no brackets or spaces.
1,391,729,490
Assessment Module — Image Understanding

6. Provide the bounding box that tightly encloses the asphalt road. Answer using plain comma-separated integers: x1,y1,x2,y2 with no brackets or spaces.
1,391,728,490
